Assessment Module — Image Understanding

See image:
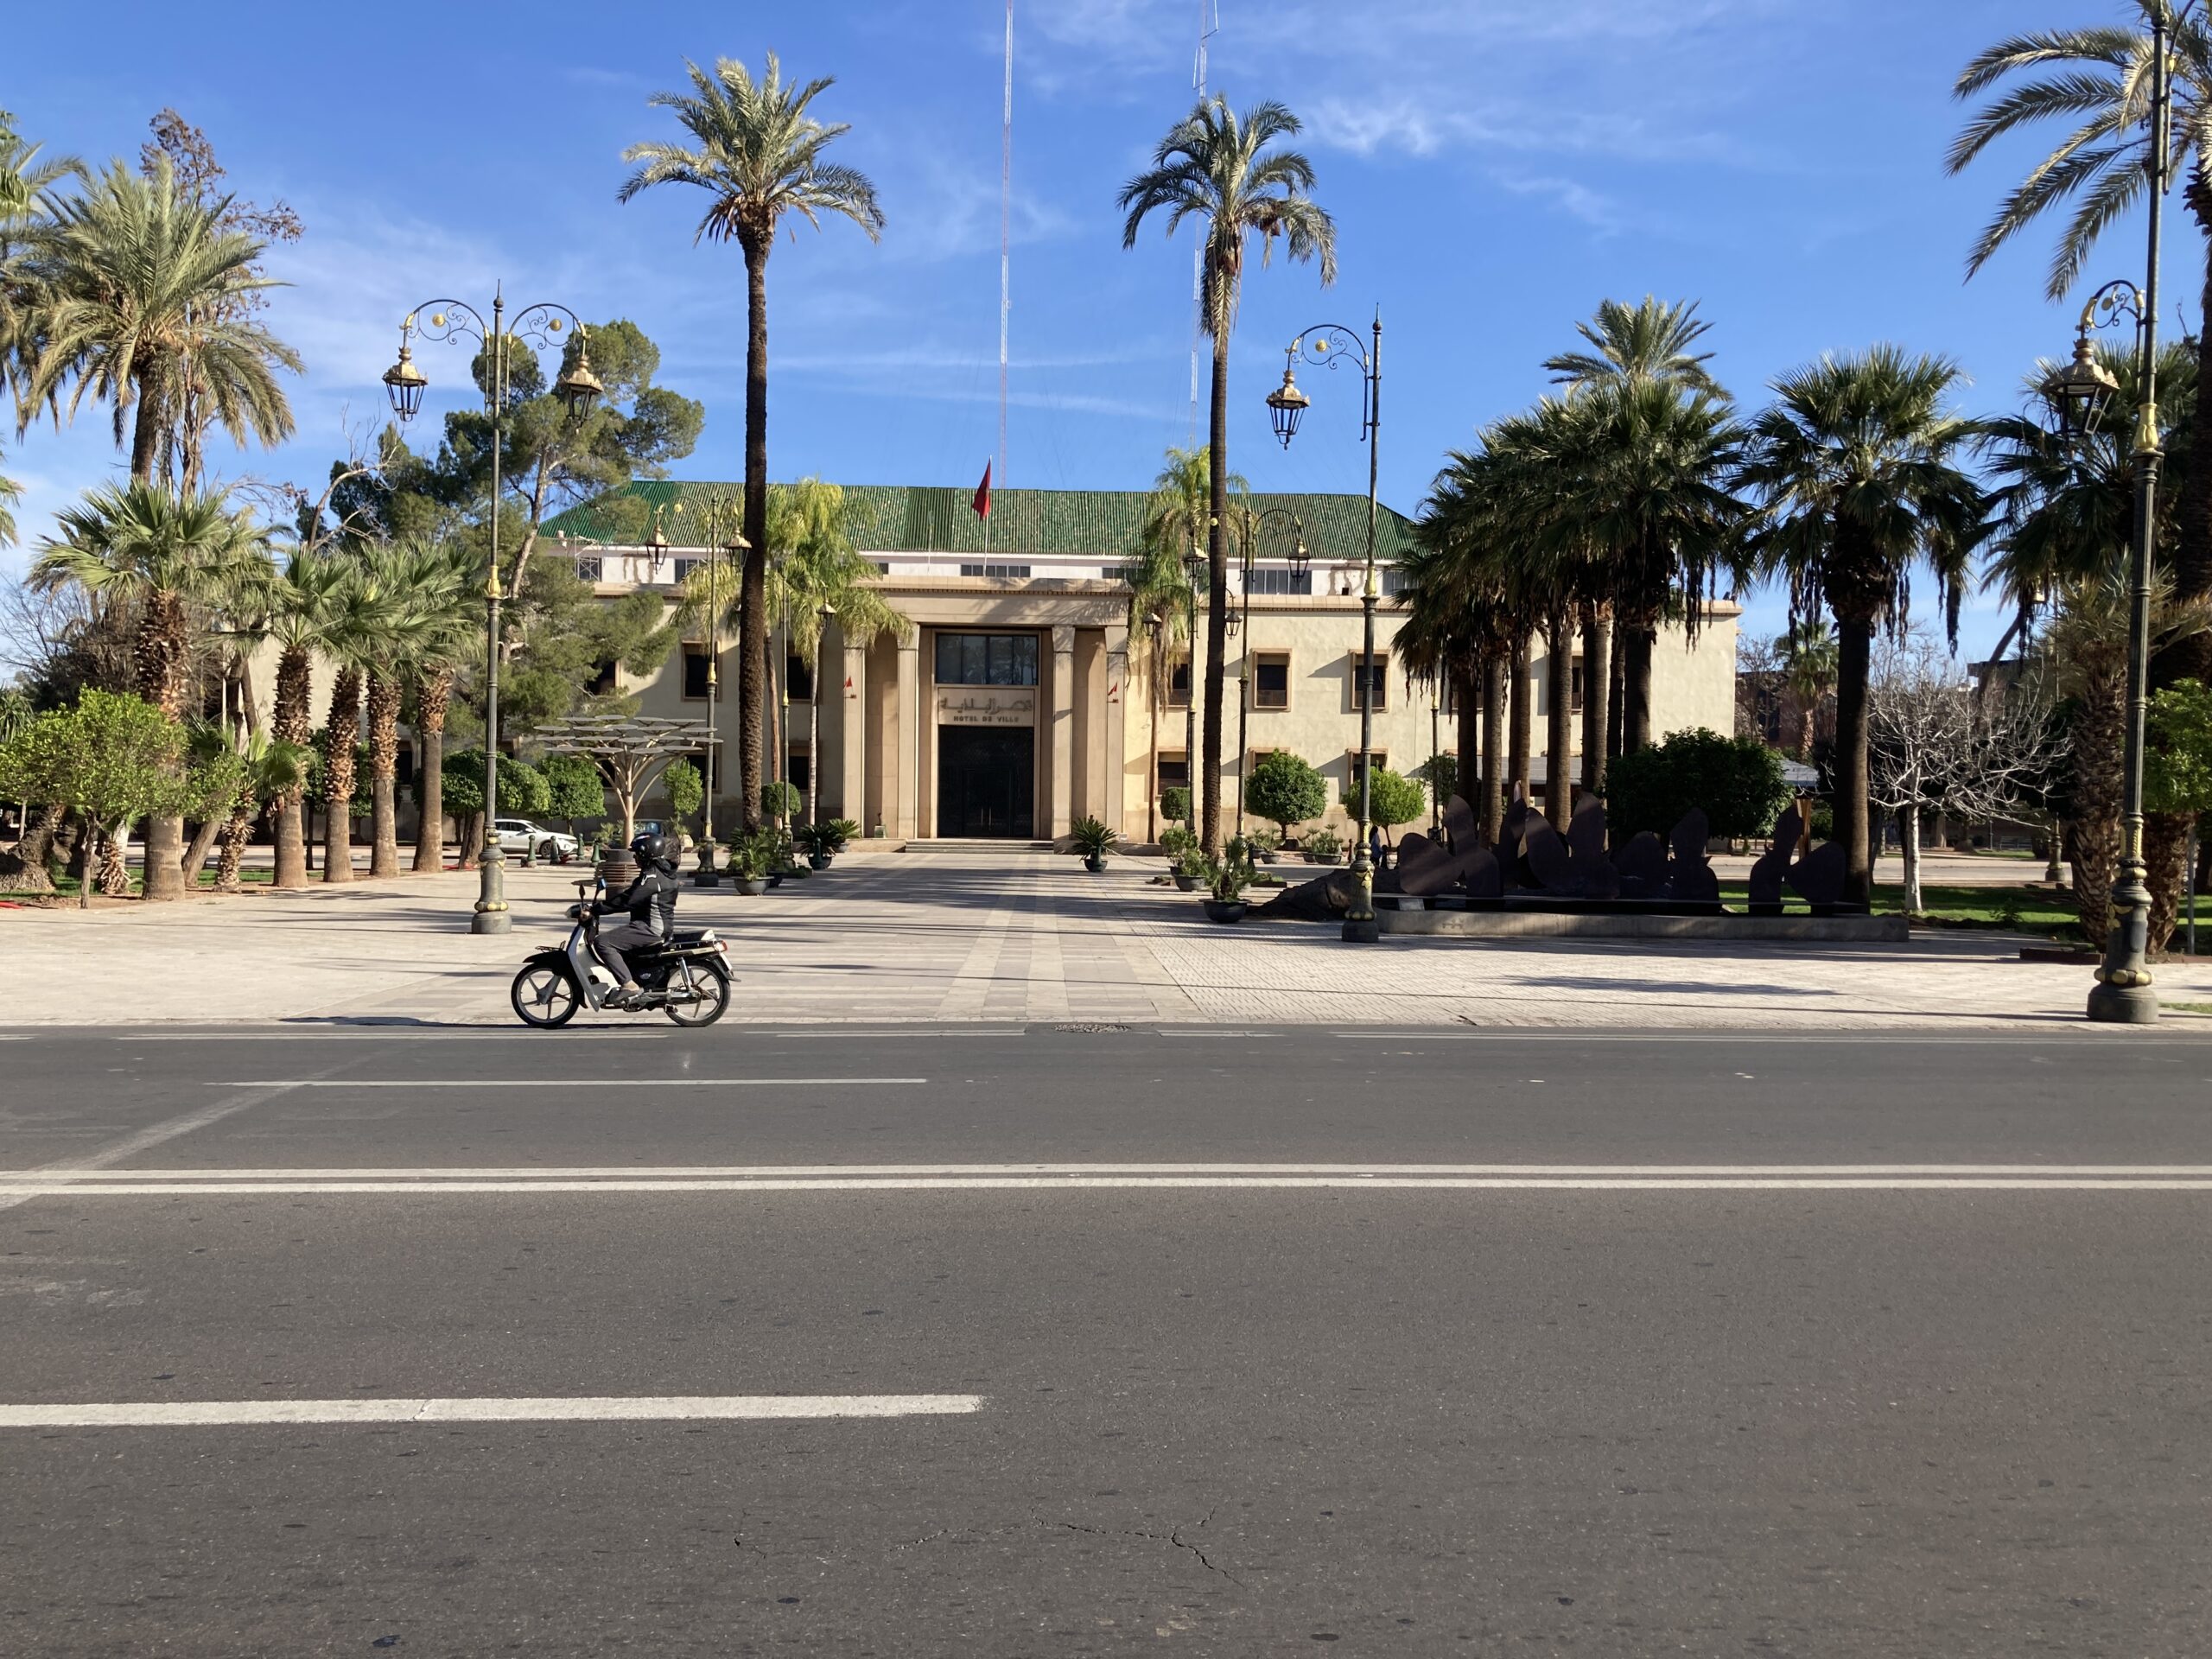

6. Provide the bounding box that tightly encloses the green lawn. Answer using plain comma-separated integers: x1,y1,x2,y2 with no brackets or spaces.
1716,880,2082,939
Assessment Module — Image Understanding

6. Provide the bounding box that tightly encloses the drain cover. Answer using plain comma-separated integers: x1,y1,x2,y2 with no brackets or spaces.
1054,1022,1132,1033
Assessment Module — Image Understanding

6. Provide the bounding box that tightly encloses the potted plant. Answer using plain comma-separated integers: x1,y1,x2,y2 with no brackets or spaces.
794,822,839,871
1301,827,1341,866
1171,846,1208,892
727,830,771,896
1203,854,1251,924
1244,827,1281,863
1069,815,1118,872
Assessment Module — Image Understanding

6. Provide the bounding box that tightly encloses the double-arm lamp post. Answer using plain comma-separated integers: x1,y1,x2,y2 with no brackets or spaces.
1268,311,1381,942
2038,11,2171,1026
1225,505,1308,835
383,287,603,933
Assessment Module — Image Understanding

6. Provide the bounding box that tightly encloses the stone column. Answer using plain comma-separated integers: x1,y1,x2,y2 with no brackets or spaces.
895,638,921,840
1104,625,1129,841
1050,624,1076,840
840,640,868,824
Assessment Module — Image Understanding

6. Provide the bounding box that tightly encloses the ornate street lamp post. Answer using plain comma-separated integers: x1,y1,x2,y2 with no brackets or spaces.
2040,14,2171,1026
384,287,602,932
680,496,750,884
1269,311,1381,942
1229,505,1307,836
1182,545,1205,836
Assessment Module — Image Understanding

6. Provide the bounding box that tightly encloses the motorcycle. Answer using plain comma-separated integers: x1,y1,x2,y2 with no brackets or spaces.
510,878,732,1029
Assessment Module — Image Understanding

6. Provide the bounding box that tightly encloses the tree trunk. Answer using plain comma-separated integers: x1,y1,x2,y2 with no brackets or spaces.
1545,615,1573,830
1580,613,1610,796
1833,613,1875,907
1796,701,1817,761
1621,623,1656,753
739,238,772,834
366,671,401,878
1201,328,1231,855
99,822,130,897
181,814,223,890
1508,634,1532,804
412,670,449,873
1453,665,1479,820
1901,804,1923,916
136,588,193,902
1606,638,1624,759
1480,653,1506,846
214,791,254,893
78,821,96,909
2145,809,2196,953
2,803,62,893
321,666,361,884
128,377,162,484
2065,662,2123,950
271,644,312,888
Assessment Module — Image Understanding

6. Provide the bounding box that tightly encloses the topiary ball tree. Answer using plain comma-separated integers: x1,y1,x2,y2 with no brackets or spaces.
664,759,704,835
542,753,607,838
1159,785,1192,827
1356,766,1428,848
1605,727,1790,842
1245,750,1327,840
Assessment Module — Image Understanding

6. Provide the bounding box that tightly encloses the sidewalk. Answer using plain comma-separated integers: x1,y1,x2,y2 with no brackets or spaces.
2,849,2206,1029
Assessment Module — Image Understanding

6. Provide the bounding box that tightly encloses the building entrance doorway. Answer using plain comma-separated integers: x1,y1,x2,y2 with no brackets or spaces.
936,727,1034,838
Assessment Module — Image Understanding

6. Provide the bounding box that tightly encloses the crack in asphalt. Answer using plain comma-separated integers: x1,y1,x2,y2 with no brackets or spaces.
1050,1505,1240,1586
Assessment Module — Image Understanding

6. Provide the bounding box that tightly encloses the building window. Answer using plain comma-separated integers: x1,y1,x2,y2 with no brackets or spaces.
1104,564,1143,583
786,654,815,702
673,556,700,585
785,753,811,791
958,562,1032,579
1352,652,1389,711
1166,654,1192,709
682,645,724,702
1569,655,1586,715
1247,568,1313,596
1253,652,1291,710
1380,567,1408,595
1156,753,1189,791
574,555,602,582
934,632,1039,686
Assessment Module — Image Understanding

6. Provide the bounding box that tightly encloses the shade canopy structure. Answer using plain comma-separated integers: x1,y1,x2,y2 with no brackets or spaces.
533,716,721,843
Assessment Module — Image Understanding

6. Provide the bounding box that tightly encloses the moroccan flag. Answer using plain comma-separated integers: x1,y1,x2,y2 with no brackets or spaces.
972,461,993,519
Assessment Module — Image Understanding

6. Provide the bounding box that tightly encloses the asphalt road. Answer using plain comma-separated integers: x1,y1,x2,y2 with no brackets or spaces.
4,1024,2211,1656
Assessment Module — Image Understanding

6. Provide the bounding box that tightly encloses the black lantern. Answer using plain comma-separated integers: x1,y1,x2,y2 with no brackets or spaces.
1184,546,1206,588
1287,537,1310,582
1225,610,1243,639
382,338,429,423
1266,352,1310,448
2042,331,2121,443
554,336,605,420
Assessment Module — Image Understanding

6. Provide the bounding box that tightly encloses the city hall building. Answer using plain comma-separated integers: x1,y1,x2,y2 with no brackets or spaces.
539,482,1739,844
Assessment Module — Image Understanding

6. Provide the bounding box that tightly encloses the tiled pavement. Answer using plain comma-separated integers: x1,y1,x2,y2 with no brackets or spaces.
3,849,2209,1029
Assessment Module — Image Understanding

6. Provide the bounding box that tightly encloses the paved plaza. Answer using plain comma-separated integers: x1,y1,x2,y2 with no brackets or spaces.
4,847,2205,1029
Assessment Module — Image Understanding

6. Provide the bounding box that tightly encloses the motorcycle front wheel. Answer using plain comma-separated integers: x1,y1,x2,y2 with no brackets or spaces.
512,963,582,1028
664,960,730,1028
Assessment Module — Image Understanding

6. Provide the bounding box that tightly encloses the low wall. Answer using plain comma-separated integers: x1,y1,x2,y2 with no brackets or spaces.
1377,908,1910,944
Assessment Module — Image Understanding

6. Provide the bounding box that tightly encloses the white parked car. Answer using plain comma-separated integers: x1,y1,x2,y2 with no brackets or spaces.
491,818,581,861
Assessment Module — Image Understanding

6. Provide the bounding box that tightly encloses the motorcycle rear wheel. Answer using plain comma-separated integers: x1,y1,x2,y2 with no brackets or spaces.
512,963,582,1028
664,960,729,1027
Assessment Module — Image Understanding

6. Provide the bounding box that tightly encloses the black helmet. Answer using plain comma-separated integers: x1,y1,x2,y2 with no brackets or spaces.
631,831,671,867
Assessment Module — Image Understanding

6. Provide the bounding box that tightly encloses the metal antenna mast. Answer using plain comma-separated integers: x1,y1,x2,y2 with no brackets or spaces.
1000,0,1014,486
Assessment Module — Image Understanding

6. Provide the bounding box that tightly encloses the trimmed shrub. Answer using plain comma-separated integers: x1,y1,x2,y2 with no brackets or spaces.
1606,728,1790,841
1246,751,1327,837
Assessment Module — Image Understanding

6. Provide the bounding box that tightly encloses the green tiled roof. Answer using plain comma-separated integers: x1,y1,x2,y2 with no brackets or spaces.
540,480,1418,563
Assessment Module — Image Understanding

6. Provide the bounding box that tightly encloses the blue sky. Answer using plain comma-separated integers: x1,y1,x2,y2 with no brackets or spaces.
1,0,2162,659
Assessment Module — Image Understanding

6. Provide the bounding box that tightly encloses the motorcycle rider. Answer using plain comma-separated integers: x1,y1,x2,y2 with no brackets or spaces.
591,831,681,1007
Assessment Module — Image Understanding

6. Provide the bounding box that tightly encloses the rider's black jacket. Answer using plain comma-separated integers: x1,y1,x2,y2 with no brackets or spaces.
596,860,680,937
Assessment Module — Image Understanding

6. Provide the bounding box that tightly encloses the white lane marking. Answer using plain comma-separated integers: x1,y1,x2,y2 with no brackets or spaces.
211,1078,927,1089
1325,1032,2212,1045
9,1177,2212,1196
13,1163,2212,1181
0,1077,321,1216
113,1029,1028,1041
0,1395,982,1428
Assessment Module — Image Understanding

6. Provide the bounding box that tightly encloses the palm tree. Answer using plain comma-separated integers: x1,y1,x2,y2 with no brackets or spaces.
751,479,911,825
13,156,299,486
211,730,306,894
1742,347,1990,906
1543,296,1724,397
243,549,350,887
1119,97,1336,852
1949,4,2212,674
30,481,264,899
353,539,464,877
620,54,884,834
1782,620,1840,760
